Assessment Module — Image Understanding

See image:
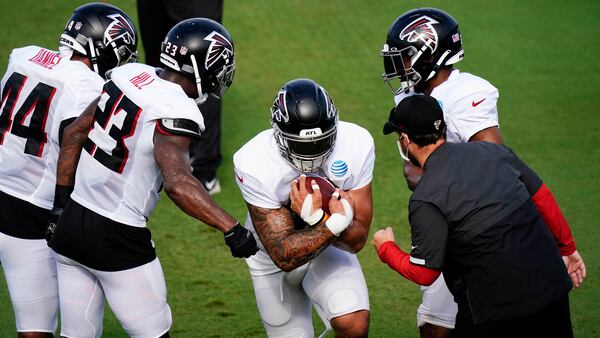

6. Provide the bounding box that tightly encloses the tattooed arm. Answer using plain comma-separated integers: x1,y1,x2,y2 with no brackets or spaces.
55,96,99,187
247,203,336,272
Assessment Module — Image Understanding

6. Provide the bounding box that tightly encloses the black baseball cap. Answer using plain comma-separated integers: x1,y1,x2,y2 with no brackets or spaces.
382,95,446,137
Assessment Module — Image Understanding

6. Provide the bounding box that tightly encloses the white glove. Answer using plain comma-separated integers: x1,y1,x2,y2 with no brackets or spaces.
325,197,353,236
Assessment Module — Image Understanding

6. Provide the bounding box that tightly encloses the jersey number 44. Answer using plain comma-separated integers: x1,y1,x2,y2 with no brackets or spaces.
0,72,56,157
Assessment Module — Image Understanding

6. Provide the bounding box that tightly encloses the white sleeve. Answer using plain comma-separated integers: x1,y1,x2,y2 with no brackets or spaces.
352,138,375,190
234,167,281,209
449,87,499,142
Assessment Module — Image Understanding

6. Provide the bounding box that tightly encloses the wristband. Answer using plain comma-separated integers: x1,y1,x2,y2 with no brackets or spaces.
325,198,353,236
53,185,74,209
224,222,242,237
315,212,330,226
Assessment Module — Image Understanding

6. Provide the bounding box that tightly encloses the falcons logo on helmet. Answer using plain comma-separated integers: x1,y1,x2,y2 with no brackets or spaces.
319,87,337,119
271,91,289,123
399,16,439,53
103,14,136,45
204,32,234,70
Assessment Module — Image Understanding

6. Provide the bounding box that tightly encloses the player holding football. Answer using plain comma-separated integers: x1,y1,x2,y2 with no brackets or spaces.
381,7,584,338
47,18,257,337
0,3,137,337
234,78,374,337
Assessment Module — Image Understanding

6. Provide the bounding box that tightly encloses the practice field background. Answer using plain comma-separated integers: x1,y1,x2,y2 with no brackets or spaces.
1,0,598,337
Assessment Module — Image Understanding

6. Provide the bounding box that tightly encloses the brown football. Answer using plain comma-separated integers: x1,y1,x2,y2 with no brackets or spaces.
305,176,336,214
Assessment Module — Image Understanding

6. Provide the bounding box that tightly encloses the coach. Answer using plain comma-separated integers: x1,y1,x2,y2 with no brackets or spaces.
372,95,585,338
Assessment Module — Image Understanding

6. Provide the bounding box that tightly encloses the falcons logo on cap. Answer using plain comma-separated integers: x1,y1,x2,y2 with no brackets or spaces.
103,14,136,45
204,31,233,70
399,16,439,53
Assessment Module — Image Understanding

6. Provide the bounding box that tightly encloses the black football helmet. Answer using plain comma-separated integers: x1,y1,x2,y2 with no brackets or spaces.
271,79,338,173
160,18,235,105
59,2,138,79
382,8,464,94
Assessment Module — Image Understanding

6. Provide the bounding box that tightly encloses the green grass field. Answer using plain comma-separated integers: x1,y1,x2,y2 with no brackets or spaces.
1,0,599,337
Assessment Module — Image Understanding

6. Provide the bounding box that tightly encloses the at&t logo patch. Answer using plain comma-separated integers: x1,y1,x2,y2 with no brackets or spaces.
330,160,348,177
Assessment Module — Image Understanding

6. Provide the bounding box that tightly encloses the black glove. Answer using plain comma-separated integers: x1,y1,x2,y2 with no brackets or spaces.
224,223,258,258
46,207,63,243
46,185,73,243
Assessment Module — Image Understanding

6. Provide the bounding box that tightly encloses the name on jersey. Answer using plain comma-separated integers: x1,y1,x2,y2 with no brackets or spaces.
28,49,61,69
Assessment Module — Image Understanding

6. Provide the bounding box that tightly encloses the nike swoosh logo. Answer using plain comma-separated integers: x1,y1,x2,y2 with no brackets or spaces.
205,179,218,190
411,245,418,250
236,174,244,183
472,98,486,107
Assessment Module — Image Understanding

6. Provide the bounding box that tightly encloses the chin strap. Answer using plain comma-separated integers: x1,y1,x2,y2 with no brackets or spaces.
425,49,452,82
87,38,100,75
190,54,208,105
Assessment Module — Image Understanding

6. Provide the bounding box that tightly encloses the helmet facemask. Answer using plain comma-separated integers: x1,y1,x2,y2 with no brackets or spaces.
98,42,137,78
114,44,138,66
273,123,337,173
187,57,235,105
382,44,425,95
209,59,236,99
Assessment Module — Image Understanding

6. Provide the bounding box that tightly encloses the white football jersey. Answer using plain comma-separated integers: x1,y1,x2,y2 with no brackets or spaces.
395,69,499,143
233,121,375,275
70,63,205,227
0,46,104,209
395,69,499,326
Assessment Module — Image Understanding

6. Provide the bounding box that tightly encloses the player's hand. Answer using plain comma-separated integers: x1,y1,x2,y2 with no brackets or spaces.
404,161,422,191
224,223,259,258
324,189,354,236
372,227,395,252
562,250,586,288
290,175,324,226
328,189,352,215
45,207,63,243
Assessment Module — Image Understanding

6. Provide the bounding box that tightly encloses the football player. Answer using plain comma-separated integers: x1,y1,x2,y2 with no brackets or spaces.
381,7,502,338
46,18,257,337
381,7,583,338
0,3,137,337
234,78,374,337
